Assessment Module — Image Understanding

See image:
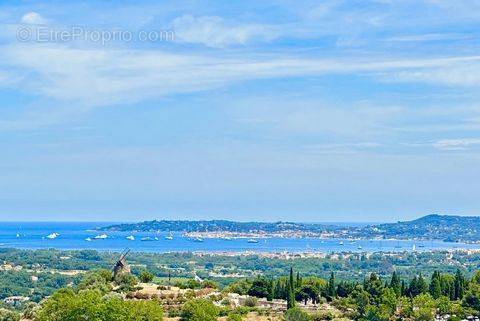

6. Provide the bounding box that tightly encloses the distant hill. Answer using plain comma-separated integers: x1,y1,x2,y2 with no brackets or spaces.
364,214,480,242
101,214,480,242
101,219,341,233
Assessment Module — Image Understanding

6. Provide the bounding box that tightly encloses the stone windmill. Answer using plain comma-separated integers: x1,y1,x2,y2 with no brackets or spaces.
113,248,131,278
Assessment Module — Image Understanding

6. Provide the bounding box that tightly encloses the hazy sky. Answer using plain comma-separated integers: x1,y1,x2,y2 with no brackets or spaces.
1,1,480,222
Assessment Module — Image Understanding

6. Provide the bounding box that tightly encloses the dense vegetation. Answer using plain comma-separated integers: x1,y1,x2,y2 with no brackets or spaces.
369,214,480,242
4,264,480,321
2,247,480,302
226,267,480,321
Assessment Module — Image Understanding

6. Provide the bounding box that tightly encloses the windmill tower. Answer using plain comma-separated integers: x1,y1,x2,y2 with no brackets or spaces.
113,248,131,278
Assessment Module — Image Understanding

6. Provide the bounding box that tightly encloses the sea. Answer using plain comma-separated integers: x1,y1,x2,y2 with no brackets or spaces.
1,221,479,254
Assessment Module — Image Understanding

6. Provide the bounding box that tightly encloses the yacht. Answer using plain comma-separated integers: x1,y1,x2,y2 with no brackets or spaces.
93,234,108,240
46,232,59,239
126,235,135,241
85,237,92,242
339,241,344,245
192,237,203,242
247,239,259,243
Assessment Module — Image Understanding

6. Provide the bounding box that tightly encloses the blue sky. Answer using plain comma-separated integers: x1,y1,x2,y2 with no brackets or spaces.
1,0,480,222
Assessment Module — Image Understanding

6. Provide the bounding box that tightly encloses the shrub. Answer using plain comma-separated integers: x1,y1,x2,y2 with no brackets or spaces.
0,309,20,321
284,307,311,321
243,296,258,307
115,273,139,293
180,299,219,321
227,313,243,321
35,289,163,321
140,270,155,283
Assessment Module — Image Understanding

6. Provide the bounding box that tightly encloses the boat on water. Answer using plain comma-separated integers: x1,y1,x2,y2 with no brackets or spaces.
85,237,92,242
247,239,259,243
192,237,203,242
357,245,362,250
165,232,173,240
16,233,20,238
141,236,157,241
93,234,108,240
339,241,344,245
126,235,135,241
46,232,60,239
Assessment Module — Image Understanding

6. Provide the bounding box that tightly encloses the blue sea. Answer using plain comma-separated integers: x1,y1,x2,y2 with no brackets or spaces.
1,222,479,253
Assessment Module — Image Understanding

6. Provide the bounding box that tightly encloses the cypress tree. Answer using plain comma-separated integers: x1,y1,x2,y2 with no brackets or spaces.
429,271,442,299
289,267,295,291
390,271,401,297
327,272,336,300
454,269,465,300
417,273,428,294
296,271,301,287
287,267,296,308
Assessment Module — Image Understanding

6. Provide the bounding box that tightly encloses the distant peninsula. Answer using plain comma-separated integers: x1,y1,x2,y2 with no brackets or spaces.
101,214,480,243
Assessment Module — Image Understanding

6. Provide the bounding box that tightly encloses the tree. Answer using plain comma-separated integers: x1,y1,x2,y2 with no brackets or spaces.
287,268,296,309
412,293,435,321
77,269,112,294
248,278,270,298
352,287,370,318
289,267,295,291
379,287,397,318
389,271,402,297
462,284,480,312
430,277,442,299
327,272,336,301
454,269,465,300
436,296,453,316
180,299,219,321
408,274,428,297
140,270,154,283
201,280,218,289
0,309,19,321
297,284,320,305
